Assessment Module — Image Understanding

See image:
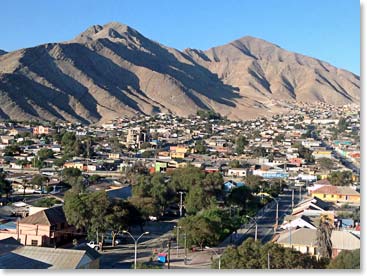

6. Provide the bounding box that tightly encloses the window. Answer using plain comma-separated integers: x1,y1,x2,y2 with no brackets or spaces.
306,246,310,254
61,223,65,229
323,194,326,198
31,240,38,246
331,195,334,198
339,195,342,199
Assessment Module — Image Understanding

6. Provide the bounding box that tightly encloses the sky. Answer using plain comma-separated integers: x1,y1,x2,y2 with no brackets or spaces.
0,0,360,75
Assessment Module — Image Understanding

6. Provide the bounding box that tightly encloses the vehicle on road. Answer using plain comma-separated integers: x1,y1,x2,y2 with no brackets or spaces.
86,241,100,250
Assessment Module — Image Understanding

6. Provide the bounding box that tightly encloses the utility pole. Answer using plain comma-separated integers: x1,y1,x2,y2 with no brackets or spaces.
167,238,172,269
268,251,271,269
175,226,181,256
184,232,187,265
291,189,294,209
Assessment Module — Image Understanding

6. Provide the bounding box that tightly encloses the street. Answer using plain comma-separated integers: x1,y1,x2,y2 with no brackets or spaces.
99,189,308,269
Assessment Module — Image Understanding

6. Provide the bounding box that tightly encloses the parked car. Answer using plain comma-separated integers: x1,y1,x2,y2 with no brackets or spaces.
149,216,158,221
86,241,100,250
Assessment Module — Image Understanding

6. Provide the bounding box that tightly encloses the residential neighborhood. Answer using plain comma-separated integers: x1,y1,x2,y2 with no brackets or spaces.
0,102,360,269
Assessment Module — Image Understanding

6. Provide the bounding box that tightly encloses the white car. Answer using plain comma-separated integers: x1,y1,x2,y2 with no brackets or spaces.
86,241,100,250
149,216,158,221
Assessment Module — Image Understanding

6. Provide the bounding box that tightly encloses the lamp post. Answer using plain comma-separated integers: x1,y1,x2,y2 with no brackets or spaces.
184,231,188,265
177,191,185,217
205,246,221,269
174,225,182,256
123,230,149,269
245,215,258,241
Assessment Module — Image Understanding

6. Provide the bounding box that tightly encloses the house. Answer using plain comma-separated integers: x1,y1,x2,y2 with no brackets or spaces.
33,126,55,135
227,168,247,178
281,215,318,230
292,197,335,218
0,245,100,269
311,185,360,204
275,228,360,259
0,206,75,247
8,128,32,136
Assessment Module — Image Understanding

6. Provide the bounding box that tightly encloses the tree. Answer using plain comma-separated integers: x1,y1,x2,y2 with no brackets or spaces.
202,172,223,195
63,191,110,242
178,215,218,250
4,145,21,156
252,147,267,158
243,175,265,191
328,171,353,186
228,160,241,168
194,140,207,154
37,148,54,160
316,215,333,259
105,200,130,246
327,249,360,269
0,172,12,199
217,238,327,269
227,186,253,211
317,158,335,171
30,174,48,192
235,136,248,155
184,185,207,215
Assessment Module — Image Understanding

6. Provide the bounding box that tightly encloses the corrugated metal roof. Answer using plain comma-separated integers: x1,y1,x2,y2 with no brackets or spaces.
0,246,98,269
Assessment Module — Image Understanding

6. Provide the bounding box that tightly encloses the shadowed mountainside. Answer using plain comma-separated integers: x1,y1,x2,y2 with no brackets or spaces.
0,22,360,123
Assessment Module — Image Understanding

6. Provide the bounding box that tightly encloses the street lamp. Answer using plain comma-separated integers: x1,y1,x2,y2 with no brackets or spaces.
177,191,185,216
122,230,149,269
205,246,221,269
246,215,258,241
174,225,182,256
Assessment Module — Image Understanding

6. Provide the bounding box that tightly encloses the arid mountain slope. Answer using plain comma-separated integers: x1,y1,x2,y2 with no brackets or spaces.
0,22,360,124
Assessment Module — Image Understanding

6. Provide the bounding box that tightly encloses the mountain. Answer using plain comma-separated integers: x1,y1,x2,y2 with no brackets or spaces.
0,50,6,55
0,22,360,124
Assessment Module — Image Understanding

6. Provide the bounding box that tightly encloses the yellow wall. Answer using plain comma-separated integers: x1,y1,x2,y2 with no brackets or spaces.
312,192,360,204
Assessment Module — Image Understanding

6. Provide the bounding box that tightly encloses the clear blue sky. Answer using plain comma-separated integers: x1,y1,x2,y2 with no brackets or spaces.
1,0,360,75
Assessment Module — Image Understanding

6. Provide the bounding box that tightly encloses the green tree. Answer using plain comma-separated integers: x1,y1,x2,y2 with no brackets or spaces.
228,160,241,168
0,172,12,199
217,238,327,269
4,145,21,156
328,171,353,186
194,140,207,154
30,174,48,192
37,148,54,160
64,191,110,241
184,185,207,215
235,136,248,155
317,158,335,171
327,249,360,269
227,186,253,211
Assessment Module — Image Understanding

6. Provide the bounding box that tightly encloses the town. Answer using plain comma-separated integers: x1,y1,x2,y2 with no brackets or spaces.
0,101,360,269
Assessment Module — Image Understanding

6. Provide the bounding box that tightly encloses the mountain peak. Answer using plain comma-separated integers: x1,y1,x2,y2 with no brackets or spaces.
0,49,7,56
74,21,140,42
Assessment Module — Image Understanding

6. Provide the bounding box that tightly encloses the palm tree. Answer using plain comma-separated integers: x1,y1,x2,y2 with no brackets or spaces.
316,215,333,259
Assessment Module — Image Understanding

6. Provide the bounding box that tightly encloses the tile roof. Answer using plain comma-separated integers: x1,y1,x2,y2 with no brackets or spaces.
19,206,67,226
312,185,360,196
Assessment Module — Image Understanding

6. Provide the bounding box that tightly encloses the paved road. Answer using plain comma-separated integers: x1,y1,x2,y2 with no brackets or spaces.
99,189,308,269
178,189,308,269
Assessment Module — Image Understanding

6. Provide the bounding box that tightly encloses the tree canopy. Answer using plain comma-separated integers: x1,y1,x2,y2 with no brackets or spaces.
216,238,328,269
